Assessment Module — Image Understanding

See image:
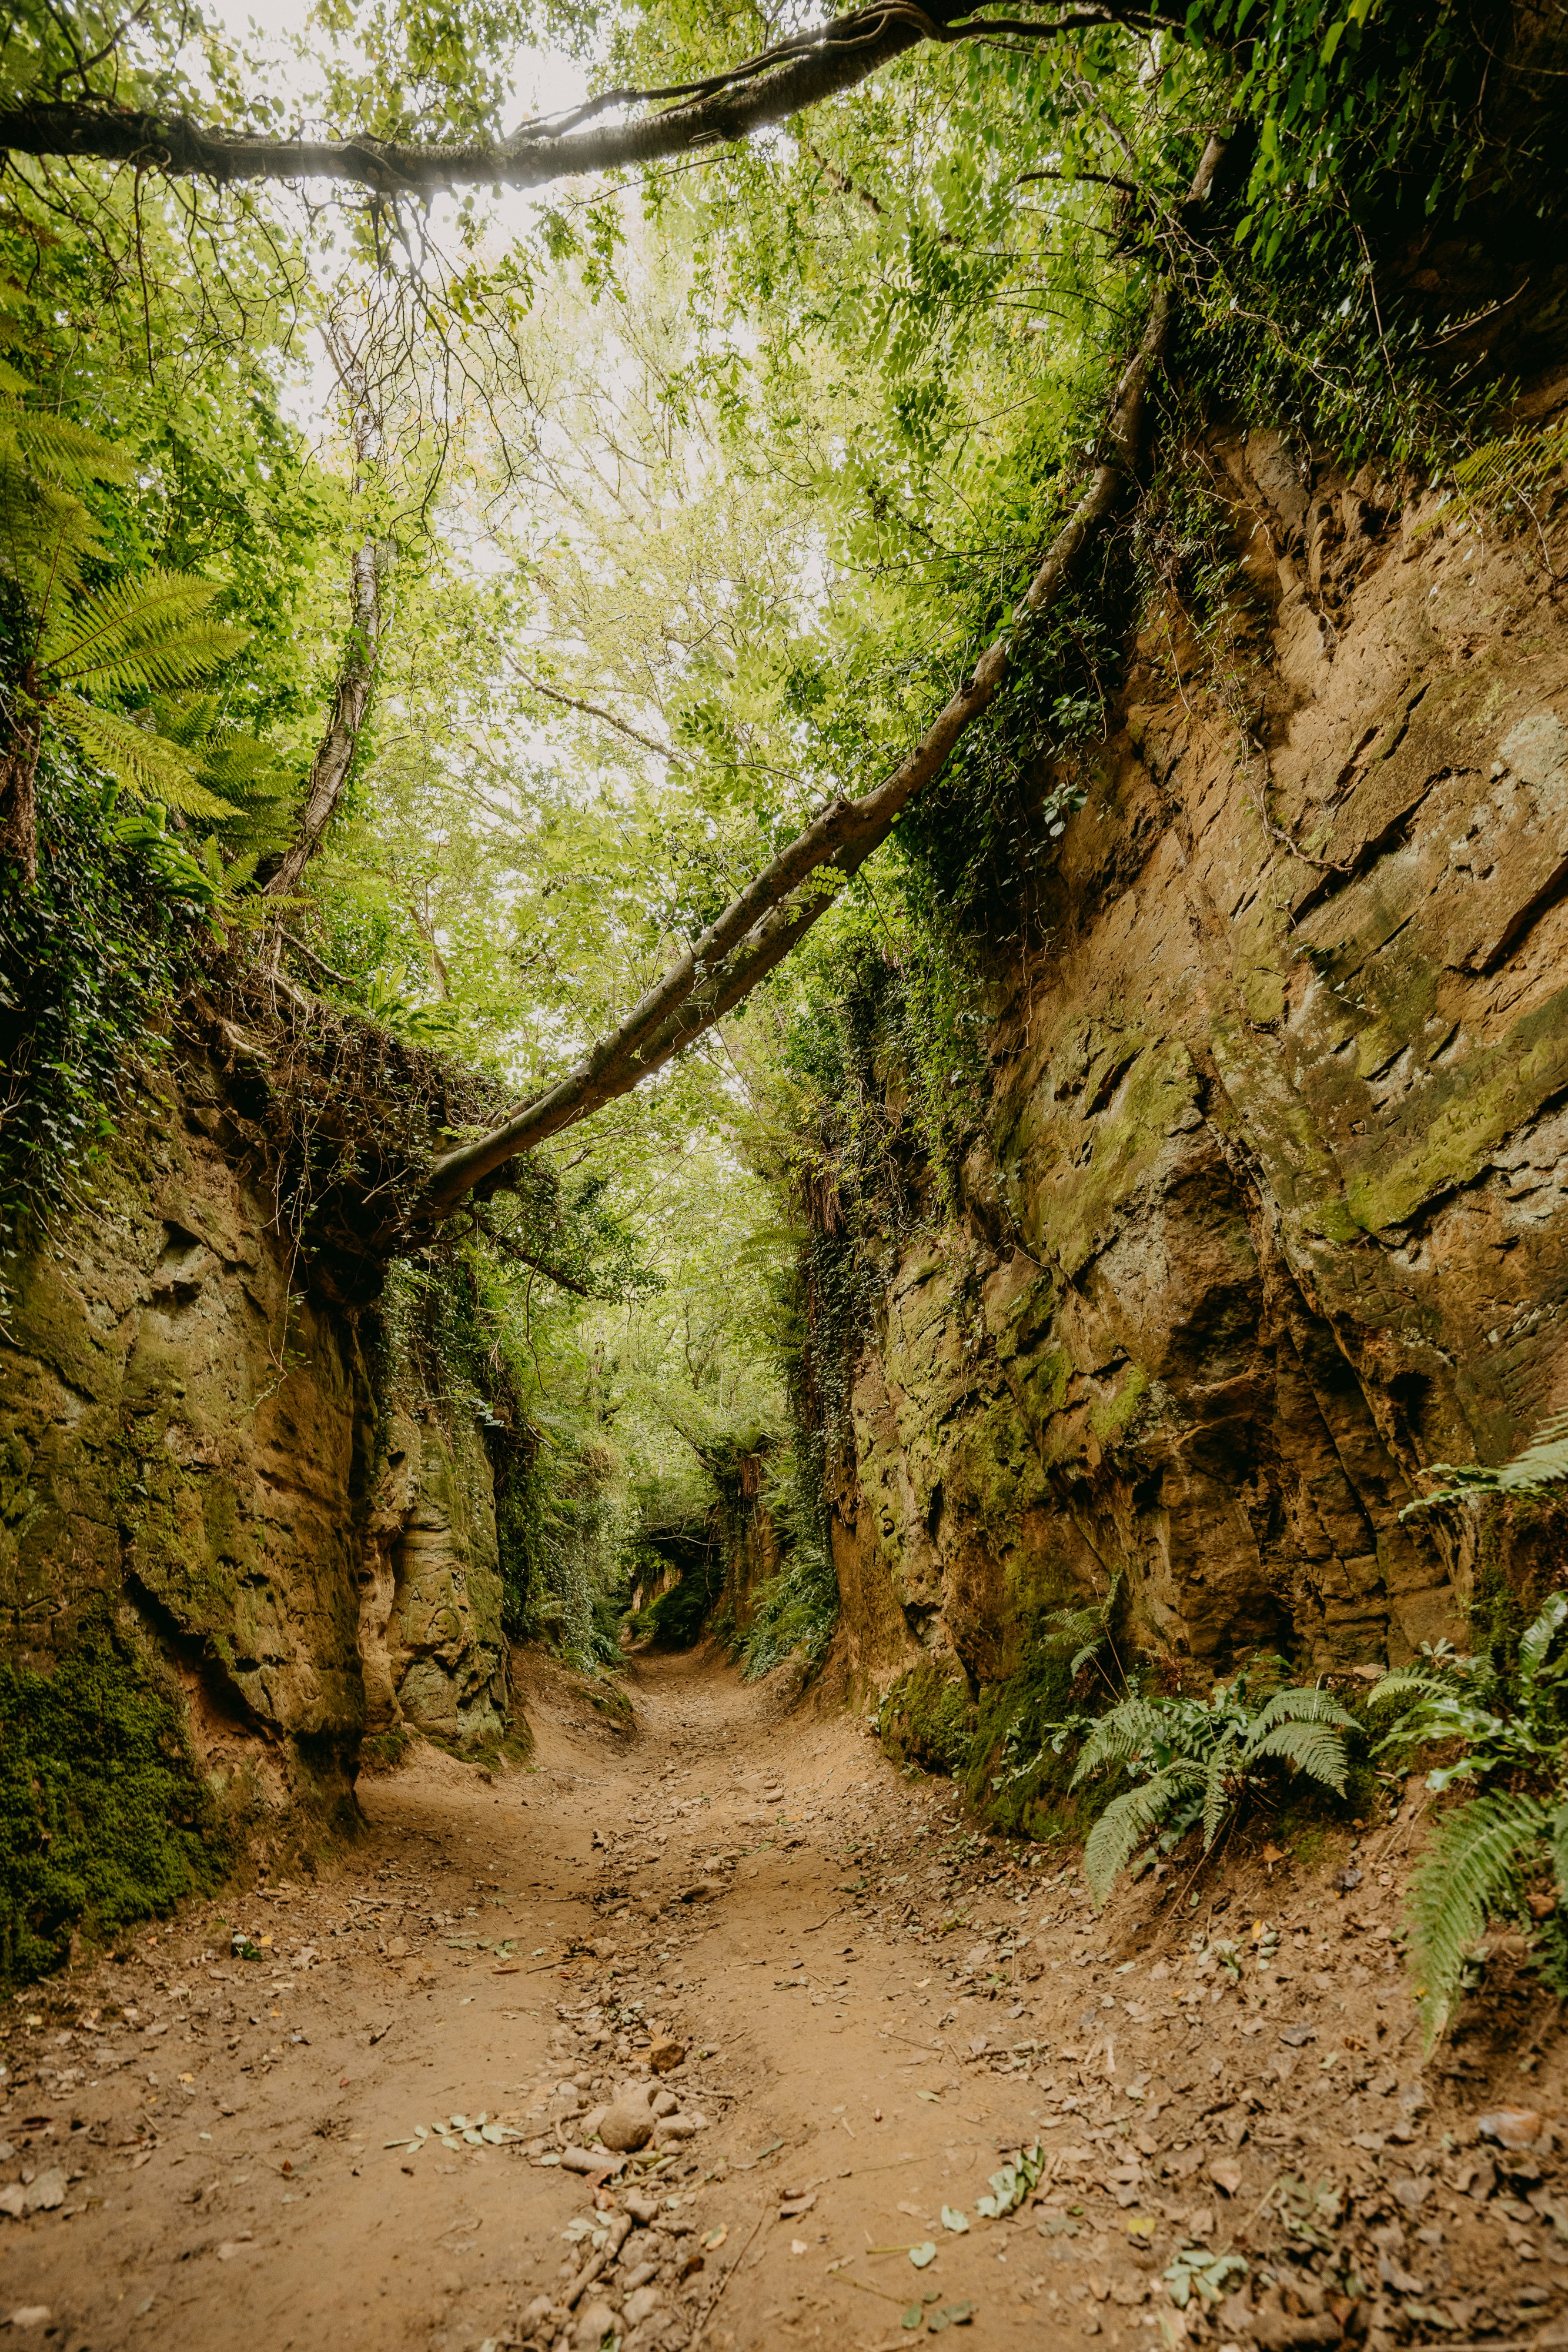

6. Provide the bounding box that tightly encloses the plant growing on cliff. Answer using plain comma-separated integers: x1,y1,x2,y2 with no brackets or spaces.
1072,1667,1356,1907
1369,1592,1568,2040
1400,1412,1568,1519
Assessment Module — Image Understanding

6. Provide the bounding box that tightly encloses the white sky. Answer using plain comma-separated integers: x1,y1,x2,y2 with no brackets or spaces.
203,0,591,128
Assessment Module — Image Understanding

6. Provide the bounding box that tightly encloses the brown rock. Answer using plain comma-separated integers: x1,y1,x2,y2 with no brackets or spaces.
559,2146,624,2176
1477,2108,1543,2150
599,2090,656,2153
648,2038,686,2074
573,2301,616,2350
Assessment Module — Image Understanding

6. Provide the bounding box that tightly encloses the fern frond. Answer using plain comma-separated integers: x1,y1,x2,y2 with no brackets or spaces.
1366,1667,1451,1709
1202,1735,1238,1851
1071,1697,1172,1788
1249,1686,1358,1735
0,460,102,604
0,403,131,488
1406,1413,1568,1517
1550,1802,1568,1910
41,569,248,694
1519,1591,1568,1679
1045,1570,1122,1665
1245,1715,1350,1796
1501,1415,1568,1493
1083,1765,1202,1906
150,690,222,750
58,698,239,819
1409,1790,1550,2041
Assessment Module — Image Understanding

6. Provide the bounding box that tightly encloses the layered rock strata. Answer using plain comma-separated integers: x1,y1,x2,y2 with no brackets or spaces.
832,420,1568,1706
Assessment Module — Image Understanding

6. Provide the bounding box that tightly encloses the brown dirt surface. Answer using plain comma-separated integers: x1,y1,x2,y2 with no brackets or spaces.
2,1645,1566,2351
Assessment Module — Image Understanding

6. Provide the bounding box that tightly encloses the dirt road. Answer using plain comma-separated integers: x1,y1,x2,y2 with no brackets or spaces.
1,1647,1563,2350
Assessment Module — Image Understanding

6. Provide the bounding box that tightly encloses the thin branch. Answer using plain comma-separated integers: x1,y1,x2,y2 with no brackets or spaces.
514,667,688,766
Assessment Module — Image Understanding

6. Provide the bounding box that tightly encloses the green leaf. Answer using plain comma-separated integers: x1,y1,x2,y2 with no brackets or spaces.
1201,1736,1235,1852
1409,1790,1551,2042
1083,1766,1201,1905
57,698,239,820
42,568,249,695
1519,1592,1568,1681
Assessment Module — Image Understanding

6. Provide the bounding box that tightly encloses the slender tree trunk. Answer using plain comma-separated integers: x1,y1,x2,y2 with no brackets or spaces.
0,707,43,887
264,339,388,904
263,534,385,900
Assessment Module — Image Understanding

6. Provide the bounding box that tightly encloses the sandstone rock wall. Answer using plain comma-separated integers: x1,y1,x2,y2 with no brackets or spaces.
0,1047,509,1870
831,418,1568,1708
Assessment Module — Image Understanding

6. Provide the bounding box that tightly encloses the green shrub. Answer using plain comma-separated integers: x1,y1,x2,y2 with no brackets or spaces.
630,1555,723,1651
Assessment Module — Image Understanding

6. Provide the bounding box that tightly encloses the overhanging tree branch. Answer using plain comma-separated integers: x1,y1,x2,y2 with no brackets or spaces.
0,6,1170,197
414,131,1226,1226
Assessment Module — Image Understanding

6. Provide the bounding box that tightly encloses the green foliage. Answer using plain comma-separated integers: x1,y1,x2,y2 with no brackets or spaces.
0,1608,228,1983
736,1433,839,1681
1370,1592,1568,2038
1406,1789,1564,2041
0,753,210,1281
635,1554,723,1651
962,1581,1129,1836
0,379,253,826
1071,1669,1356,1906
1402,1414,1568,1519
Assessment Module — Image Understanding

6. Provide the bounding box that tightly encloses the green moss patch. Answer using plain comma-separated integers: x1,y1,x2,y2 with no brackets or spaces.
359,1728,415,1774
878,1656,975,1775
961,1631,1104,1840
0,1609,228,1983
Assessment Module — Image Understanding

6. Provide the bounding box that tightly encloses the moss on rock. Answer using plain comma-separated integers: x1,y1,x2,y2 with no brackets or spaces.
0,1605,229,1983
878,1655,975,1775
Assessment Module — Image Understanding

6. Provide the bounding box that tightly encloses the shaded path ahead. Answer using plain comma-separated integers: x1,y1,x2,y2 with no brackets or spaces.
0,1644,1554,2350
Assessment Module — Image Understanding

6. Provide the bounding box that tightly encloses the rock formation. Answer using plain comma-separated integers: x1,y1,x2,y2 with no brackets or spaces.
831,422,1568,1733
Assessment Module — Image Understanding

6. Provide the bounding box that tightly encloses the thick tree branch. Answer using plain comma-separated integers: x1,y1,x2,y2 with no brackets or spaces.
0,6,1164,196
414,132,1226,1226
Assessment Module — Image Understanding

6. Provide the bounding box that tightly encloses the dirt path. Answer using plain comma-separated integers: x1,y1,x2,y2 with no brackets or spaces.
2,1646,1564,2351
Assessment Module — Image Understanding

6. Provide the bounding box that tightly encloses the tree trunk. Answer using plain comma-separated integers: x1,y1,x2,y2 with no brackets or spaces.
264,335,388,903
0,707,44,887
262,534,385,900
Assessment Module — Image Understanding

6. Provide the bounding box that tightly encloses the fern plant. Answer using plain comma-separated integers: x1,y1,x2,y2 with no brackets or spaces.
1071,1664,1356,1907
1370,1591,1568,2039
0,369,250,881
1402,1412,1568,1520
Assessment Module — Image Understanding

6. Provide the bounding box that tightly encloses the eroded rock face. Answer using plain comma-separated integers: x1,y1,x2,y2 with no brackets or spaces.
0,1048,510,1872
833,430,1568,1699
362,1395,506,1749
